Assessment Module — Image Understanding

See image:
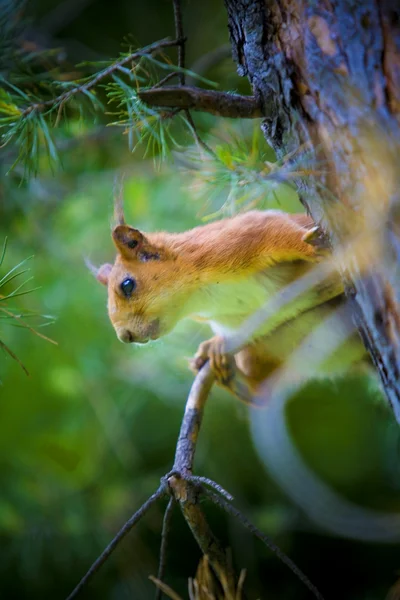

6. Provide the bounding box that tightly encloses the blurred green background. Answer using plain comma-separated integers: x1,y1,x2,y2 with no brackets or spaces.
1,1,400,599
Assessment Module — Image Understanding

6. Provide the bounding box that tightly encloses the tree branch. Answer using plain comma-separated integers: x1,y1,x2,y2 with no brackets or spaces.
139,86,262,118
170,0,217,158
21,38,181,116
0,339,29,376
168,474,237,591
204,489,325,600
172,0,185,86
171,364,215,476
66,485,166,600
163,364,238,592
155,497,175,600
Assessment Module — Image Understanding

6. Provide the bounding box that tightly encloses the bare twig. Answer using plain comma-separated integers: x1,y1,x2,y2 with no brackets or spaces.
162,363,237,592
170,0,219,159
66,485,166,600
172,363,215,475
0,306,57,345
65,364,233,599
173,0,185,85
0,339,29,376
184,110,218,159
153,72,180,89
189,476,234,502
155,497,175,600
168,474,236,592
203,489,325,600
21,38,181,117
139,87,262,119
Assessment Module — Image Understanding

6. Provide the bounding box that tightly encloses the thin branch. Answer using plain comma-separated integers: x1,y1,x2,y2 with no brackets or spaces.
168,475,236,593
164,362,237,592
0,306,57,345
172,0,185,85
184,110,218,159
66,485,166,600
172,363,215,476
188,476,234,502
139,86,262,119
155,497,175,600
170,0,220,159
153,72,180,88
0,339,29,376
21,38,181,117
203,489,325,600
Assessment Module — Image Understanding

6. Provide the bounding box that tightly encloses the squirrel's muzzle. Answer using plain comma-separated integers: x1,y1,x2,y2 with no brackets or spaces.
117,318,160,344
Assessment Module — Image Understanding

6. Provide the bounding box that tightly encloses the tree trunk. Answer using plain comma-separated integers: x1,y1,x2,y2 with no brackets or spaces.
224,0,400,421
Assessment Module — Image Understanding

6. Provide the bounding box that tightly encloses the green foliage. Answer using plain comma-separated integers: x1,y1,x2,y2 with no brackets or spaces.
177,123,303,218
0,40,215,176
104,56,188,160
0,237,55,375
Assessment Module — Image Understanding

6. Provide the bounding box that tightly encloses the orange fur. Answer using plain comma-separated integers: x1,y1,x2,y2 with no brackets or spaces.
96,209,365,402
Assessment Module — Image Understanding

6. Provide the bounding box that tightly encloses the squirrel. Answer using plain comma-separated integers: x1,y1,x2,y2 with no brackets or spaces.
94,209,366,404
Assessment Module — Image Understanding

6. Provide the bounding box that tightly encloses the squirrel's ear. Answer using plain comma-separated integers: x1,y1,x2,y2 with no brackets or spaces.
112,225,144,257
96,263,113,286
85,258,112,286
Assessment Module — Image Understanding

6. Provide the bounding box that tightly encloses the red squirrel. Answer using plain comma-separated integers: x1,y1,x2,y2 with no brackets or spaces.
94,208,365,403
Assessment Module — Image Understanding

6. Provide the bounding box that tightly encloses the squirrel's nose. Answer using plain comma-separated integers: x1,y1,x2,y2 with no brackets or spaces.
120,329,135,343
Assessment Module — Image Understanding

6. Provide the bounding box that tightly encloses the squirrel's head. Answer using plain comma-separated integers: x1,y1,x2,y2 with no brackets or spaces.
94,223,195,344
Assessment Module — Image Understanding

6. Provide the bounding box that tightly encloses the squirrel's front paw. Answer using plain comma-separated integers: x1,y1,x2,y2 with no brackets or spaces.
190,336,236,386
302,225,331,258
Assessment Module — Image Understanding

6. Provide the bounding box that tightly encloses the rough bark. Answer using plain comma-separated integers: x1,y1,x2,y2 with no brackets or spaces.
224,0,400,421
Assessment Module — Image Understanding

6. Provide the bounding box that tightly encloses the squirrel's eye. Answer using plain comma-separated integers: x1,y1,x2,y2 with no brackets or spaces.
120,278,136,297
